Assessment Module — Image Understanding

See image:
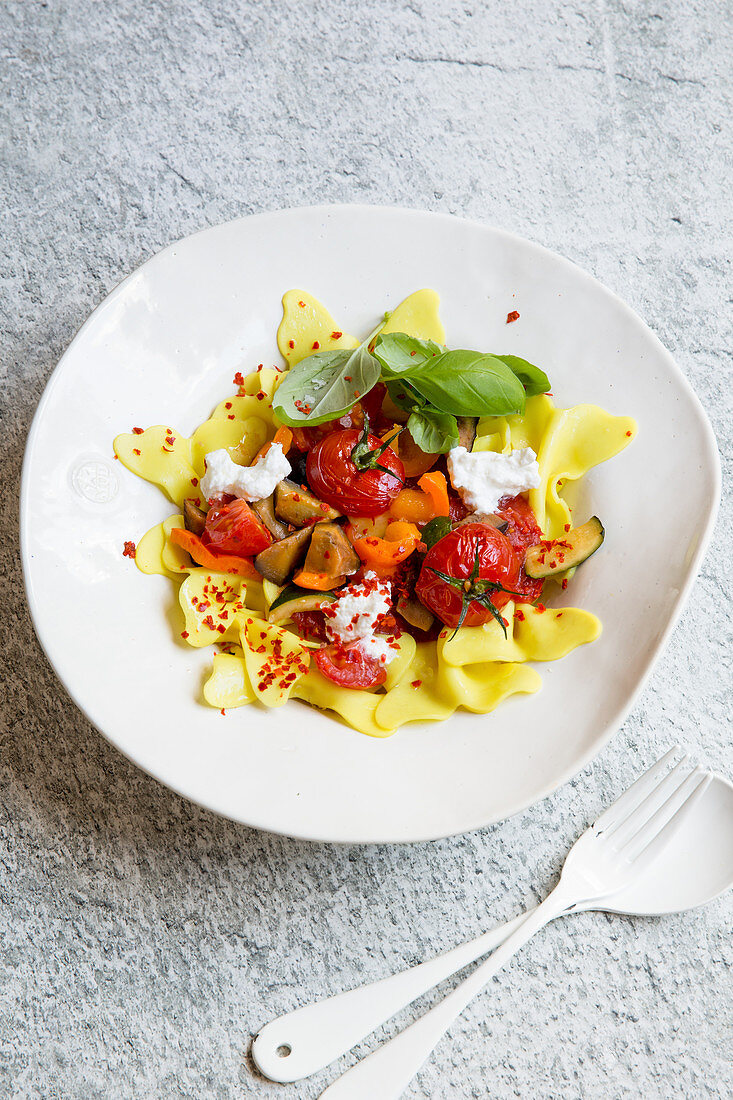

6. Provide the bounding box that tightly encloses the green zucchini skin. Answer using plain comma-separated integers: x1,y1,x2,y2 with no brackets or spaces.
524,517,604,579
267,584,336,625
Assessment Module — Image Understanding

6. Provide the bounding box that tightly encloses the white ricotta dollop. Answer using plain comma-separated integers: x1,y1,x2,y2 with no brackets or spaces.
447,446,540,514
199,443,291,504
323,572,395,665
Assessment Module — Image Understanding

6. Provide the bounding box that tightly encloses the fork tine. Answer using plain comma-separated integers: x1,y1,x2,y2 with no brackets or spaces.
621,769,712,865
604,755,691,845
594,746,681,833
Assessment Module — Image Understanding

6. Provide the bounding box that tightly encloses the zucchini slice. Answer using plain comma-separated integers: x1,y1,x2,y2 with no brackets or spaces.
524,517,605,579
267,584,336,625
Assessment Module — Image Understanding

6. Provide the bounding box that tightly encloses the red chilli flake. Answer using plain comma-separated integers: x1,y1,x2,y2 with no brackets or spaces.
411,680,422,689
626,430,632,437
191,477,198,487
536,604,546,614
561,579,569,590
288,340,295,349
123,541,136,559
515,609,525,621
331,330,342,339
233,371,244,386
298,300,306,308
564,523,571,533
220,708,226,716
132,427,144,435
312,340,320,350
181,630,189,639
225,401,232,409
506,310,520,323
227,414,235,420
133,448,141,456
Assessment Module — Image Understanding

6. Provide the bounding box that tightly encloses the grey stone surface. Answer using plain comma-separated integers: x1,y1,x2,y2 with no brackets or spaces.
1,0,731,1097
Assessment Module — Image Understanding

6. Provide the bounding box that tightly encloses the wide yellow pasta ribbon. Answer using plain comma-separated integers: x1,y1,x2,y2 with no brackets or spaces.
475,395,636,537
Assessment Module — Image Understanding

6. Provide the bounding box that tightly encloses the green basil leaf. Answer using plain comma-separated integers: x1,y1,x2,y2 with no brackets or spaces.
273,344,381,426
407,409,459,454
421,517,453,550
373,332,446,377
493,355,550,397
406,350,526,417
385,379,425,413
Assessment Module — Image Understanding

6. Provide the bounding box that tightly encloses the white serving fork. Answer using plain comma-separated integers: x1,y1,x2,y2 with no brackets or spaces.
253,750,712,1098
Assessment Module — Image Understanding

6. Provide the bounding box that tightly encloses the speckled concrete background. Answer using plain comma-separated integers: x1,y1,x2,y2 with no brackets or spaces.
1,1,731,1097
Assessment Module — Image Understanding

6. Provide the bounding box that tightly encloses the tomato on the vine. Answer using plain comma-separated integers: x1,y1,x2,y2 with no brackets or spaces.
415,522,521,631
201,498,272,557
495,494,545,602
314,643,387,689
307,418,404,517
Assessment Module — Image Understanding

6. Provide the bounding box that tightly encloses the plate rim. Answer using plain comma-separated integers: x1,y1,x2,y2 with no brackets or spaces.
20,203,722,843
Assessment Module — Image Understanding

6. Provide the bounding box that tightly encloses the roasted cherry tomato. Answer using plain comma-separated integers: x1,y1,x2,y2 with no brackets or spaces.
307,422,404,517
314,643,387,689
290,410,364,454
201,498,272,557
496,494,545,602
291,609,329,642
415,522,520,629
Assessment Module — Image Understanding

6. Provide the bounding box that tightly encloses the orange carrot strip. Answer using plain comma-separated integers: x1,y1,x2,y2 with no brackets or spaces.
169,527,259,579
418,471,450,517
252,425,293,464
292,570,346,591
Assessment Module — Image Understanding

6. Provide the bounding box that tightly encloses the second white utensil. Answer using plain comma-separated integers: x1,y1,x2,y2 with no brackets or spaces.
253,750,732,1087
317,754,711,1099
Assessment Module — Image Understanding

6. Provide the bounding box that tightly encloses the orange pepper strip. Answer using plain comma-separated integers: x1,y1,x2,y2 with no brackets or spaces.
252,425,293,465
292,570,346,591
380,426,402,454
418,471,450,517
346,522,421,577
388,487,434,524
384,521,422,543
169,527,259,579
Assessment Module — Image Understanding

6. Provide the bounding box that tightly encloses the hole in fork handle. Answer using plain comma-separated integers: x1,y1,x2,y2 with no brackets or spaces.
276,1044,292,1058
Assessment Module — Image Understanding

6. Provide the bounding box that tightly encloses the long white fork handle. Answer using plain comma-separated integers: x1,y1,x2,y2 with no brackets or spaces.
252,908,538,1083
319,888,570,1100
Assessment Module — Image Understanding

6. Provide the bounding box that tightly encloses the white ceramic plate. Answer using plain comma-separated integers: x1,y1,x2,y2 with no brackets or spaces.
21,206,720,843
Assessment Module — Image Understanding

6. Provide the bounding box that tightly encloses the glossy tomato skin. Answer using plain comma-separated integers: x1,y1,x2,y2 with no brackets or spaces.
314,643,387,689
496,494,545,602
201,498,272,557
415,523,520,629
291,609,329,642
307,429,404,517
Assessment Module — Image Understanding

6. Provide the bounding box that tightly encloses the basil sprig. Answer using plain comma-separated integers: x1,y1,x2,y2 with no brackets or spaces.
492,355,550,398
273,340,381,427
273,324,550,437
372,333,445,376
